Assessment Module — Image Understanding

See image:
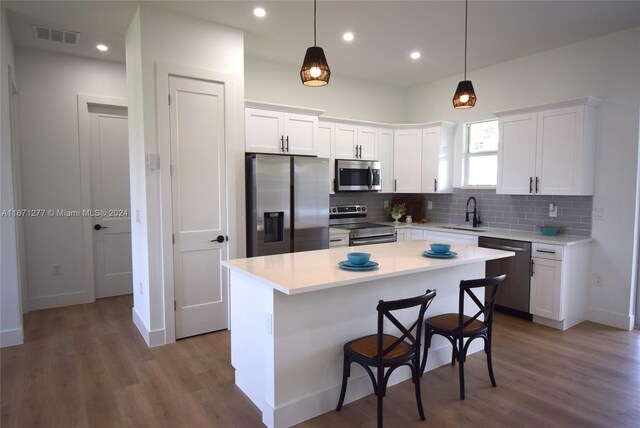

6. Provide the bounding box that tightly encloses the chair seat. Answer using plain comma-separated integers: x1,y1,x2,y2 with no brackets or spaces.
425,313,486,335
346,334,413,361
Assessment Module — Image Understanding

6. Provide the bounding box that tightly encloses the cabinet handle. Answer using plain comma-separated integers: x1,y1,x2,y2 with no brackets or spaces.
434,178,438,192
286,136,289,152
280,135,284,152
529,177,533,193
535,177,539,193
330,238,343,242
359,145,362,158
394,179,397,192
531,259,535,276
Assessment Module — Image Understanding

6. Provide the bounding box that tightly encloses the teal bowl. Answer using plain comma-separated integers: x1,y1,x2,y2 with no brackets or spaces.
430,243,451,254
540,226,560,236
347,252,371,265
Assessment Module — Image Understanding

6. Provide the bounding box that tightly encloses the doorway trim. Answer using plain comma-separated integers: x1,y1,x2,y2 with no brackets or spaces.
156,62,244,344
77,94,128,305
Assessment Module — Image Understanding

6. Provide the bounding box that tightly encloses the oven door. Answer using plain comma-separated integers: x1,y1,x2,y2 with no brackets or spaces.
336,160,381,191
350,234,396,246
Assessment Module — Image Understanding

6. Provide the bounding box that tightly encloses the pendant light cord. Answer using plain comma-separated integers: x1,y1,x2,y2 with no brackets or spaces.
314,0,317,47
464,0,468,80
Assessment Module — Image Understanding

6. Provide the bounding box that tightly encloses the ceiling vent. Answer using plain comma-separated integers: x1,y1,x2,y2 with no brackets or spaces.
32,25,80,46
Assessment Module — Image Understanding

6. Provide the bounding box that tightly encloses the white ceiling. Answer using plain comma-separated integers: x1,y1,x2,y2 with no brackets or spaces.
5,1,640,87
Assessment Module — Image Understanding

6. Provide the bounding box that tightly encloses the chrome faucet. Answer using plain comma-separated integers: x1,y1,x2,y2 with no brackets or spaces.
465,196,482,228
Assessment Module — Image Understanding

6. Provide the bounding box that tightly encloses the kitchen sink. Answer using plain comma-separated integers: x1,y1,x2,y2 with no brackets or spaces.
437,225,487,233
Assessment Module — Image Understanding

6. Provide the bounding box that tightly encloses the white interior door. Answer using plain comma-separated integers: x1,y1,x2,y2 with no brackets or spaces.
89,105,132,298
169,75,228,339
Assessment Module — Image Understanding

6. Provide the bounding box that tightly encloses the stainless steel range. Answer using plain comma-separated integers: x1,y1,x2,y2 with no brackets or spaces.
329,205,396,246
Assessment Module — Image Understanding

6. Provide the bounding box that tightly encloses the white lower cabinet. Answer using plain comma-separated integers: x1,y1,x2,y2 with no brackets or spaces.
530,256,563,320
396,229,408,242
529,241,590,330
423,230,478,246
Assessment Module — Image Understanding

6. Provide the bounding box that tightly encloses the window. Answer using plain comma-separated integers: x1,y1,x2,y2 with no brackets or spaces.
463,120,499,187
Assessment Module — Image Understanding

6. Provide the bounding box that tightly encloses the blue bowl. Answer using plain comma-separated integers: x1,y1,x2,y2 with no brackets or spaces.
347,252,371,265
430,243,451,254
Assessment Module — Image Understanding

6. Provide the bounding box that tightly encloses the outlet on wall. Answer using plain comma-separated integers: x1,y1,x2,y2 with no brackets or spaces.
53,263,62,275
383,200,389,208
427,201,433,210
594,273,603,287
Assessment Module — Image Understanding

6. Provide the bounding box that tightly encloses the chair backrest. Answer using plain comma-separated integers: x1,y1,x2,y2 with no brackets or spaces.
458,274,507,333
375,289,437,361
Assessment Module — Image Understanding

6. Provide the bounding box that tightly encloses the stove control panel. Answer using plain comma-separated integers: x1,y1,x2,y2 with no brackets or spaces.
329,205,367,218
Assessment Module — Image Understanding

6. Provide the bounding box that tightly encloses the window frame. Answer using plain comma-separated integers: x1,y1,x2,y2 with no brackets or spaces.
461,119,499,189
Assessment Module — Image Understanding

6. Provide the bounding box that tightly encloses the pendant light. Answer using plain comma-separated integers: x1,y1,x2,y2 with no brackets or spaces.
300,0,331,86
452,0,477,109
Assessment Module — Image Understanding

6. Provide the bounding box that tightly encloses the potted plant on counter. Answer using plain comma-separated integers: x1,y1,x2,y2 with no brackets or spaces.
385,203,406,224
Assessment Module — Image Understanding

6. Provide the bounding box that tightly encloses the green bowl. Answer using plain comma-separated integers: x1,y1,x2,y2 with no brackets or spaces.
539,226,560,236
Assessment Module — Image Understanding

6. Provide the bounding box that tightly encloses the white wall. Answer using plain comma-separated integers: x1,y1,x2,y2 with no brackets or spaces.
126,6,244,345
245,56,407,124
15,48,127,310
1,6,23,347
406,27,640,329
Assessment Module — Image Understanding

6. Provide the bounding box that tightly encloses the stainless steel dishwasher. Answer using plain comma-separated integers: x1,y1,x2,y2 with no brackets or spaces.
478,236,532,320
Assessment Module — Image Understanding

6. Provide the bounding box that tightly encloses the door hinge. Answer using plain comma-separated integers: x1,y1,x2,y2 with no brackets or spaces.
174,300,176,311
168,94,171,105
170,164,173,176
172,234,175,244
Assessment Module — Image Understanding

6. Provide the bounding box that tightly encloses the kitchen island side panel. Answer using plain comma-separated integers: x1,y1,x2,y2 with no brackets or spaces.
232,261,485,428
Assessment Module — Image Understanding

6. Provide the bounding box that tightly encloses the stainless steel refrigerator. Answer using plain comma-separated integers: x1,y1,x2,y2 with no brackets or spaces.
246,154,330,257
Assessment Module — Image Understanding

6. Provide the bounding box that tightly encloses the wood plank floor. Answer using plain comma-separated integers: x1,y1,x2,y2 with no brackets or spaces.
2,295,639,427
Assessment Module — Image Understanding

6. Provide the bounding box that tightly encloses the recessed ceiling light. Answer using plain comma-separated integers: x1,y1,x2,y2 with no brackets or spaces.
342,32,354,42
254,7,266,18
96,44,108,52
410,51,421,60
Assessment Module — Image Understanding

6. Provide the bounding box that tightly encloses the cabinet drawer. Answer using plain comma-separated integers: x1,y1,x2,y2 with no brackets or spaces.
329,235,349,247
532,243,563,260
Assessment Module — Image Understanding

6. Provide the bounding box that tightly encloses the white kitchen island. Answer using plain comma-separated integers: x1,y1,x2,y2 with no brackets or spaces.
222,241,514,428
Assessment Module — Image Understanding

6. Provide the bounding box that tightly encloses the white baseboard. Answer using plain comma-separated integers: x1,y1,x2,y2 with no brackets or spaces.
587,307,634,330
29,290,92,311
1,327,24,348
132,307,165,347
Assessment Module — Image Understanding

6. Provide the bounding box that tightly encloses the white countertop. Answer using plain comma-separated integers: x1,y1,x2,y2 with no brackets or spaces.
223,241,514,295
336,222,592,246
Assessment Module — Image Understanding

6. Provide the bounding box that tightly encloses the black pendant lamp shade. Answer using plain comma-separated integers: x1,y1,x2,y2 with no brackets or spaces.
453,80,477,109
300,0,330,86
300,46,330,86
453,0,476,108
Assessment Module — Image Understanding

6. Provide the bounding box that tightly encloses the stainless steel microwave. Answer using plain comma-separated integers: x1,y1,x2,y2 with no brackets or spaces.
335,159,381,192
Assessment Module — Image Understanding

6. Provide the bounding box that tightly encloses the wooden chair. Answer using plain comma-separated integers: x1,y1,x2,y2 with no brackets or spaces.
420,274,506,400
336,289,437,428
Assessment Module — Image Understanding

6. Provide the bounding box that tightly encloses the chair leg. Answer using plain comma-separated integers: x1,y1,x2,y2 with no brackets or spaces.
451,344,456,366
486,337,497,387
412,363,426,420
377,365,384,428
420,330,432,375
336,354,351,411
458,337,465,400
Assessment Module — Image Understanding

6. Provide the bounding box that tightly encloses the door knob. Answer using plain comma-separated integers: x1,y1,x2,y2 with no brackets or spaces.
212,235,225,243
94,224,108,230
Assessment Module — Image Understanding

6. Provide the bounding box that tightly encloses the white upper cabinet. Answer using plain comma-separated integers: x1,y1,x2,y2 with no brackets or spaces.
285,113,318,156
421,123,455,193
393,129,422,193
378,128,394,193
357,126,378,160
245,108,284,154
318,121,335,194
334,123,359,159
245,103,323,156
496,97,601,195
333,123,379,160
